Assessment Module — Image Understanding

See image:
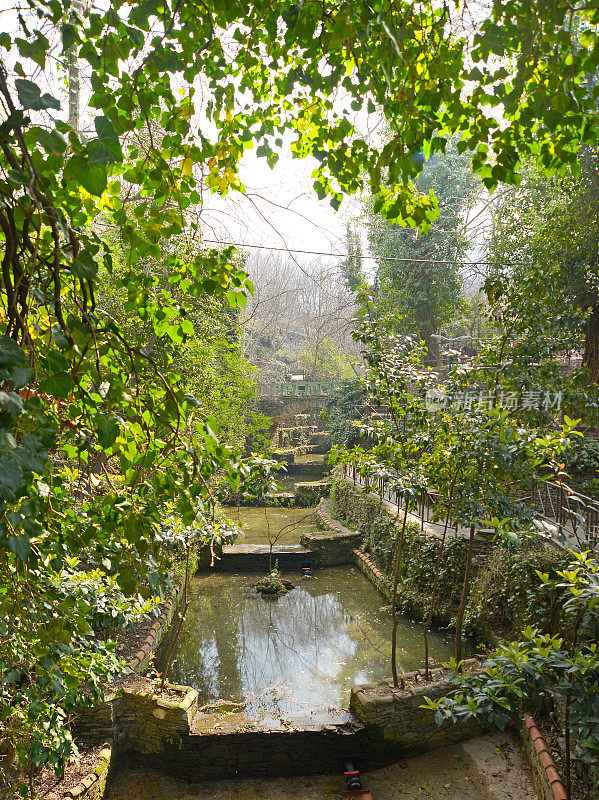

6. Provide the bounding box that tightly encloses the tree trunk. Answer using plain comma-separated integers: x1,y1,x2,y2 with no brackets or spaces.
583,301,599,384
424,503,453,680
160,544,190,691
454,523,475,663
391,505,410,688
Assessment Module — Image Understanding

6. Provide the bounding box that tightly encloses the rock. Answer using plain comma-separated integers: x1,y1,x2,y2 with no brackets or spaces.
255,571,295,597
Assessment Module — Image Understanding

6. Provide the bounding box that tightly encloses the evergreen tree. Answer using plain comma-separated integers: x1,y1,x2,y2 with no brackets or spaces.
366,139,479,361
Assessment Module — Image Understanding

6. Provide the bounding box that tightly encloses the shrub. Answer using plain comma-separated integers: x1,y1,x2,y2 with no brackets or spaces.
331,468,571,643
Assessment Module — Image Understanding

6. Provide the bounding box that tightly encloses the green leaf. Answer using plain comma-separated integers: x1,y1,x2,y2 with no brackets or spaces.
71,251,98,279
65,155,107,195
39,373,72,398
7,534,30,561
0,337,27,366
11,366,32,389
0,391,23,417
15,32,49,69
580,29,595,48
96,414,120,449
94,115,122,160
61,22,78,52
15,78,60,111
47,350,69,373
36,127,68,154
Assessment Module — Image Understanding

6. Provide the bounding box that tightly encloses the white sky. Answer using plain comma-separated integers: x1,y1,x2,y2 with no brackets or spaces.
198,148,361,259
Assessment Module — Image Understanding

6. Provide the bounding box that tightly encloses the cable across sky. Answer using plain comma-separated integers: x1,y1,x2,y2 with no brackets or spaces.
202,239,504,266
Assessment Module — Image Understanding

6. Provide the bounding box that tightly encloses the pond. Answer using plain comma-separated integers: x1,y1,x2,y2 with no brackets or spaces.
293,453,326,464
155,566,453,730
227,506,320,546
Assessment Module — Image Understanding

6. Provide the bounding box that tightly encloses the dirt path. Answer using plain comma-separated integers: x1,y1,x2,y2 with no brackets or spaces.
106,732,538,800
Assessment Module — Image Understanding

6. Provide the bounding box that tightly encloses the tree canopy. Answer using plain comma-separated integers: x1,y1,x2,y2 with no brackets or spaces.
4,0,599,790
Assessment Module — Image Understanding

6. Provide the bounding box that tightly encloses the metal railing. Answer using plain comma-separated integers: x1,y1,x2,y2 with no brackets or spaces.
342,464,458,533
342,465,599,551
264,381,344,398
527,481,599,550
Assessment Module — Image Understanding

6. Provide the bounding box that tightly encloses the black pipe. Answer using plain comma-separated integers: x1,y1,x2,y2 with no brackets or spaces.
344,761,362,790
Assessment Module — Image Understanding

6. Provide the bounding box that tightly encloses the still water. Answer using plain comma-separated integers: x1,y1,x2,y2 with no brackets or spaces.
292,453,326,464
227,506,320,546
156,566,453,728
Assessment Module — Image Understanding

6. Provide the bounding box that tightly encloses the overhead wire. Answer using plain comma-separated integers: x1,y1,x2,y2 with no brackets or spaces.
202,238,514,266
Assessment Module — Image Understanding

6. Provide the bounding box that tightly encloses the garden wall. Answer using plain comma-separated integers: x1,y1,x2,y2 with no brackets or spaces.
76,672,486,786
350,663,483,763
297,498,363,566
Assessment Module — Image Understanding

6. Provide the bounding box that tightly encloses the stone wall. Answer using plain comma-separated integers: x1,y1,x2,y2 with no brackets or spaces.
294,480,330,506
74,670,486,786
73,587,181,738
143,726,369,781
278,425,318,448
350,665,482,764
113,684,198,755
298,498,363,566
352,548,393,603
63,744,112,800
213,544,314,572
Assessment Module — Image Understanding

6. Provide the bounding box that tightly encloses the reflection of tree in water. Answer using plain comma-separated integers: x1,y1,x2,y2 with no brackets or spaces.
162,568,453,719
236,587,357,713
163,584,245,701
227,507,318,546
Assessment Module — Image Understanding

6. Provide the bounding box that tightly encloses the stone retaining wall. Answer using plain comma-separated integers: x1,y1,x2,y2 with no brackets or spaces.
126,586,181,674
214,544,314,572
141,726,369,781
352,547,393,602
73,587,181,738
350,664,482,763
89,683,369,781
294,480,330,505
298,499,363,566
74,670,486,787
113,684,198,754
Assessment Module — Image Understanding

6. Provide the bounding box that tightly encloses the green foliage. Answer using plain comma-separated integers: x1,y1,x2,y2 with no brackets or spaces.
322,379,365,448
427,554,599,773
330,470,567,641
3,0,599,787
365,138,480,358
463,546,569,643
297,337,355,381
340,223,365,292
484,149,599,400
563,439,599,476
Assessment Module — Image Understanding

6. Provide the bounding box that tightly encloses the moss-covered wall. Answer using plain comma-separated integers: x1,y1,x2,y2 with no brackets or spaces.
350,665,482,763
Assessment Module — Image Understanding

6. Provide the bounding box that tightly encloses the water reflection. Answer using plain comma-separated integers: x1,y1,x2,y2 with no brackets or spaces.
157,567,453,727
227,507,320,546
